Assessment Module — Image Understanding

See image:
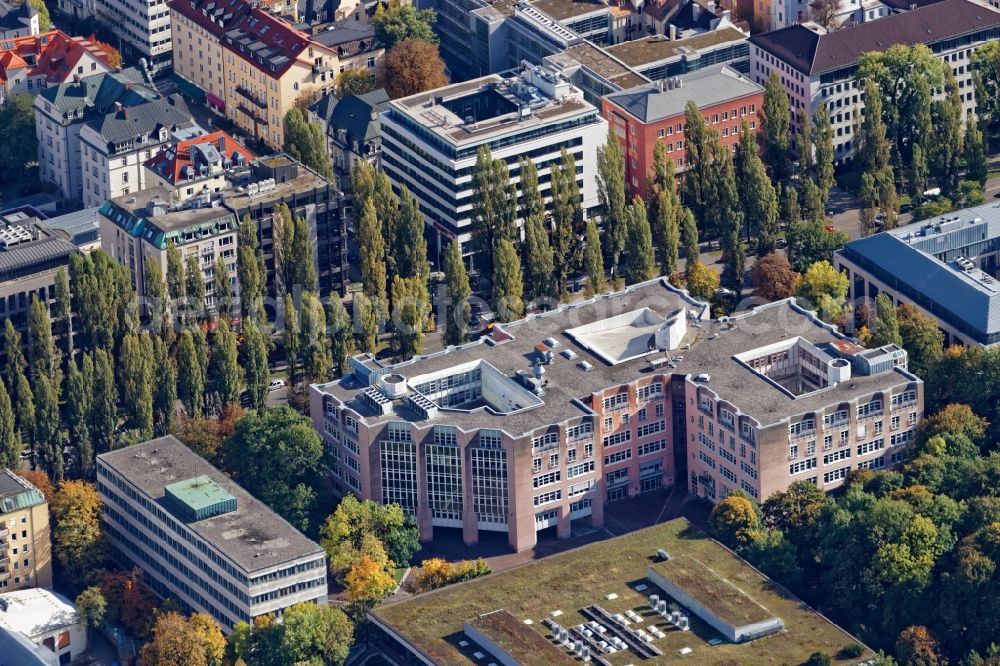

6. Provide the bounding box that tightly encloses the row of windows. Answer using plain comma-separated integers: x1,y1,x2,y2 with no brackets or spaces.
603,431,632,447
638,439,666,457
567,461,595,479
823,448,851,465
533,490,561,507
604,449,632,466
533,471,560,488
790,458,817,475
636,420,665,438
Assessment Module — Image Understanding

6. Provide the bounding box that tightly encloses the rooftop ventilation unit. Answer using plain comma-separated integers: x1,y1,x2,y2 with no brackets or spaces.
560,349,577,360
578,361,594,372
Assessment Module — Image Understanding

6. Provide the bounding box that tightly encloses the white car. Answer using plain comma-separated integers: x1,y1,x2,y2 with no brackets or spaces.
268,379,286,392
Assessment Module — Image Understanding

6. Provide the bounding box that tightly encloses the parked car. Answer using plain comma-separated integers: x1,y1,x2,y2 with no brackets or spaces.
824,225,837,233
268,379,286,392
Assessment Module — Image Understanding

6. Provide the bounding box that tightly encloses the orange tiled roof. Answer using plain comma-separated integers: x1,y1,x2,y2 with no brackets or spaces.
0,30,114,87
144,129,256,185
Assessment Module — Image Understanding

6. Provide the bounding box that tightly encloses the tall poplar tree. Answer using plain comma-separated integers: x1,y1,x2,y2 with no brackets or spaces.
681,208,699,275
523,212,555,302
208,319,241,410
90,350,117,454
14,370,34,461
166,239,185,301
151,336,176,434
737,124,779,254
358,199,387,305
814,104,836,207
761,71,792,184
34,374,62,481
144,256,171,343
623,200,655,285
291,216,318,294
374,171,400,284
241,320,269,412
583,219,606,294
28,295,60,386
441,239,471,346
64,359,92,478
390,276,431,358
184,255,206,325
597,127,627,277
965,113,988,185
214,255,233,323
683,101,712,231
237,215,265,323
492,238,524,322
298,292,331,381
53,267,72,361
651,187,680,276
176,330,204,419
0,377,21,470
326,294,354,378
550,149,582,292
395,186,429,282
470,146,516,278
283,294,300,383
354,292,379,353
118,333,153,439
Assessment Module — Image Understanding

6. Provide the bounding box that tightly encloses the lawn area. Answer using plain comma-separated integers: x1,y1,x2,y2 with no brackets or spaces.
373,518,871,666
392,566,408,586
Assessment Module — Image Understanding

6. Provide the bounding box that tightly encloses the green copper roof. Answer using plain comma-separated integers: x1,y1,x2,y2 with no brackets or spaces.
164,475,236,522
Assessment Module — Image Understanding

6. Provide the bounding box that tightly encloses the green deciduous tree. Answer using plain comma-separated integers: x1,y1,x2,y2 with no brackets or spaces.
248,602,354,666
334,68,374,99
284,107,333,178
441,239,471,346
649,161,680,276
492,238,524,322
737,124,778,256
373,0,438,48
965,113,988,186
798,260,849,322
53,267,71,361
897,304,944,378
3,318,25,387
320,494,420,576
683,101,713,235
597,127,627,277
786,219,849,272
623,198,655,284
75,587,106,648
681,207,699,274
931,70,964,200
685,262,719,300
224,406,323,531
872,293,902,347
13,369,34,461
390,276,431,359
709,491,762,550
0,94,38,184
291,216,319,294
143,256,172,344
166,239,185,301
761,72,792,184
523,207,556,302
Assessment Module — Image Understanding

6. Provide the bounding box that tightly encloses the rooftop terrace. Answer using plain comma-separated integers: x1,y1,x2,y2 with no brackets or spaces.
605,27,747,67
314,279,917,435
372,518,872,666
389,64,600,147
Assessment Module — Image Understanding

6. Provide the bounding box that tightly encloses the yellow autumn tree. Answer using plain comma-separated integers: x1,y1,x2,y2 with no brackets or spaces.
345,554,396,608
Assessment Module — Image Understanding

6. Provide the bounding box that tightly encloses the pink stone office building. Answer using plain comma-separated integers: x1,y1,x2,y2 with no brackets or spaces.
309,279,923,552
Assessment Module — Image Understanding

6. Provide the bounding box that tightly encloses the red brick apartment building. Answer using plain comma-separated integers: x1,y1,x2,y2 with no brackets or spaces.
310,279,922,552
602,64,765,197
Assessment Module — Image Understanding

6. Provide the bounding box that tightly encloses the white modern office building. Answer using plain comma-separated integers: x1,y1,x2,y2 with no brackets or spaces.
95,0,172,73
748,0,1000,162
379,62,608,266
96,437,328,632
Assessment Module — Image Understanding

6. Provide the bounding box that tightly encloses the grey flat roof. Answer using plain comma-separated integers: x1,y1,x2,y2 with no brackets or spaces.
315,279,915,435
838,201,1000,341
105,186,234,233
388,73,600,147
97,436,325,573
606,27,747,68
605,64,763,123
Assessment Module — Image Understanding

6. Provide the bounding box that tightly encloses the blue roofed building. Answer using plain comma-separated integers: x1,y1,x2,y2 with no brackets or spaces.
834,202,1000,347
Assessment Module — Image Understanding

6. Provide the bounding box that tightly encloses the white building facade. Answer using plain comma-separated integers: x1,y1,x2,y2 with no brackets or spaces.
96,437,328,633
95,0,172,74
379,63,608,266
749,0,1000,163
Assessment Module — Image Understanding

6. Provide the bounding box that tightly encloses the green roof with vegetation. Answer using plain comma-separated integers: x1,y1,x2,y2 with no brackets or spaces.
373,519,872,666
649,555,774,627
466,610,578,666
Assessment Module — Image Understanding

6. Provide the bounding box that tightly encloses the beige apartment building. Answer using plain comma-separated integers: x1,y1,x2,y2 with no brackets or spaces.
310,279,922,552
0,470,52,591
169,0,383,149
